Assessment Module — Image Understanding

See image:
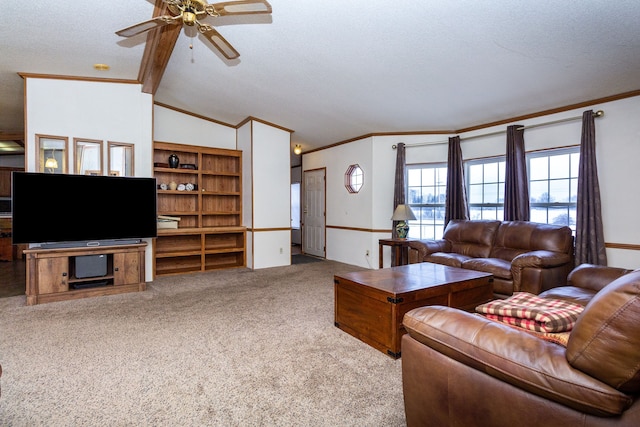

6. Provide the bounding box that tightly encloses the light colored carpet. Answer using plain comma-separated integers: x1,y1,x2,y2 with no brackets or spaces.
0,260,406,426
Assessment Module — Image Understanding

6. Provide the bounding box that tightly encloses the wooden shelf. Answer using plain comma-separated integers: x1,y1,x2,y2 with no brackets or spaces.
153,142,245,276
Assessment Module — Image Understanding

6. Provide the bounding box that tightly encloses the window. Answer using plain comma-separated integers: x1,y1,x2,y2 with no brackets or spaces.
406,164,447,239
528,147,579,232
466,157,505,221
464,148,579,229
345,164,364,193
108,141,134,176
36,134,68,174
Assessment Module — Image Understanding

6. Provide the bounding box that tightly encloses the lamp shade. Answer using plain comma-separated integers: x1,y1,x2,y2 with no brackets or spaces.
391,204,416,221
45,157,58,169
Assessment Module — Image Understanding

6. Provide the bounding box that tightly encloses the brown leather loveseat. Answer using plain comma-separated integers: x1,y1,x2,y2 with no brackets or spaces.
401,263,640,426
408,219,574,297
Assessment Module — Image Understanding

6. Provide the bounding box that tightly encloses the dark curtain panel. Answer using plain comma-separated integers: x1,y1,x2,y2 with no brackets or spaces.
575,110,607,266
392,142,406,241
504,124,530,221
444,136,468,226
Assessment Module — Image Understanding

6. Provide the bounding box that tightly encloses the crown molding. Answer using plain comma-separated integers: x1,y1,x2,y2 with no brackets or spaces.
456,89,640,134
307,89,640,154
18,72,139,85
237,116,294,133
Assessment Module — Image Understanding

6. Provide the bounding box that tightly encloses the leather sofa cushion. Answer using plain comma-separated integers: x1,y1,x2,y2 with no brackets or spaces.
567,263,633,292
403,306,632,416
443,219,500,258
462,257,512,279
539,286,597,307
424,252,471,268
566,270,640,393
490,221,573,261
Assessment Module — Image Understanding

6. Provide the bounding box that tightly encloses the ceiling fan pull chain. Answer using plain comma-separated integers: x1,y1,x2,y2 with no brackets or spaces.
190,30,196,63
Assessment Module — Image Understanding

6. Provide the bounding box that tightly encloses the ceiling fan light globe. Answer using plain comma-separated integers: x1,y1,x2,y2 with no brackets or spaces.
183,11,197,25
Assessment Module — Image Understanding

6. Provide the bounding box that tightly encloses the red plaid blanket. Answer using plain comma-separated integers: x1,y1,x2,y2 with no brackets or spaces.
475,292,584,333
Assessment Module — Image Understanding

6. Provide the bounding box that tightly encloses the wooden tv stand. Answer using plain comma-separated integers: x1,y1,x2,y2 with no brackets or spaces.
24,243,147,306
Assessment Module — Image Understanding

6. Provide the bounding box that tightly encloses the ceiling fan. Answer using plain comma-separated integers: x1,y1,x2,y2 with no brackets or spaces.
116,0,272,60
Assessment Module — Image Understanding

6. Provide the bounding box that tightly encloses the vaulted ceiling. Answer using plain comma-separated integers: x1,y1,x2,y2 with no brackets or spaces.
2,0,640,154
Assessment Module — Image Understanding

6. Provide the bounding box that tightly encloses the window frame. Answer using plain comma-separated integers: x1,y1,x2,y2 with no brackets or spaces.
527,146,580,232
406,162,448,240
465,156,506,221
345,164,364,193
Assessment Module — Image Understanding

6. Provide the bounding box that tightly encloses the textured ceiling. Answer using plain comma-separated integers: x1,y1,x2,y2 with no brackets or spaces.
2,0,640,152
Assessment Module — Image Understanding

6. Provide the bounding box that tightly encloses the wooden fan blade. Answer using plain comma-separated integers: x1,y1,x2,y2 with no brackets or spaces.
208,0,272,16
200,27,240,59
116,16,180,38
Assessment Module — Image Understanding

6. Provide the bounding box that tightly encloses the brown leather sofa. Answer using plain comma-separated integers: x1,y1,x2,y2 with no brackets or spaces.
401,263,640,426
407,219,574,297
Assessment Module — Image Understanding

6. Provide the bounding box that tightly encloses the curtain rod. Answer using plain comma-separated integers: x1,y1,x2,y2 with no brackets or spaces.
392,110,604,149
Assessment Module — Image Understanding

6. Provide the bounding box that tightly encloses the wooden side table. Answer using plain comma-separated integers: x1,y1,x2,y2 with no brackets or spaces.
378,238,420,268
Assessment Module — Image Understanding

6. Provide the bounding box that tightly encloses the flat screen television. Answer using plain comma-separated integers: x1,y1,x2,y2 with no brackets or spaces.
12,172,157,248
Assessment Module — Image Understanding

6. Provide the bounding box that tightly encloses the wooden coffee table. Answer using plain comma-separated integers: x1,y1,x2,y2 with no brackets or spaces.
334,262,493,358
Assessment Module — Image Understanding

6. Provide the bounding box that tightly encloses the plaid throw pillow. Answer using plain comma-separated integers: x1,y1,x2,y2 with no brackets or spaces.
475,292,584,333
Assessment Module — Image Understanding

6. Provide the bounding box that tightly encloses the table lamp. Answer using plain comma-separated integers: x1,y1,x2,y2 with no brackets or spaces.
391,204,416,239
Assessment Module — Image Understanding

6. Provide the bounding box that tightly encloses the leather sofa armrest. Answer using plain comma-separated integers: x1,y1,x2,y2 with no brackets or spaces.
406,239,449,261
566,263,633,292
403,306,632,416
511,250,571,269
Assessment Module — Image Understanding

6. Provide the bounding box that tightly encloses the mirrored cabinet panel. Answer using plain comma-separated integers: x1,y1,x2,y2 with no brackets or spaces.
108,142,134,176
74,138,103,175
36,134,68,174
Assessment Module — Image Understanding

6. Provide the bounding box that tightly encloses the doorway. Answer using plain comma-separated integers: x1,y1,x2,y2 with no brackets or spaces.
0,165,25,298
303,168,326,258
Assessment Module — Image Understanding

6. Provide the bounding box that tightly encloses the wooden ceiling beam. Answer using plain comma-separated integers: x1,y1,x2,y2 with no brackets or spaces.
138,0,182,95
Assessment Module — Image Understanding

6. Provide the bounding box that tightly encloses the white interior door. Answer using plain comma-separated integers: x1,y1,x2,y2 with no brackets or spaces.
303,169,325,257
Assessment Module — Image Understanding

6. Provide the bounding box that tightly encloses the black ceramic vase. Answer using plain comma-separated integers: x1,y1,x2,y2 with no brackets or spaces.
168,154,179,168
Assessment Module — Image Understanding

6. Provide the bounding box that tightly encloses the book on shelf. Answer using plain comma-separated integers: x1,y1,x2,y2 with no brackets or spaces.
157,221,178,229
158,215,181,222
157,215,180,229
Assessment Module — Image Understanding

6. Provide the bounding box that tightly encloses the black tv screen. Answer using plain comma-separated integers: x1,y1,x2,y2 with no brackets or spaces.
12,172,157,246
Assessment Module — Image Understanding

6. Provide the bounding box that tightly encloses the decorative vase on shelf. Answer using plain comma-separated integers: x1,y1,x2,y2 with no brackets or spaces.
168,154,179,168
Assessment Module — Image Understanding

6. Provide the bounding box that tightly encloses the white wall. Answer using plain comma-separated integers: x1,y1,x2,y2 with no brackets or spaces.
154,105,236,149
240,120,292,269
303,95,640,270
26,79,152,176
237,121,253,266
24,77,155,280
304,137,376,268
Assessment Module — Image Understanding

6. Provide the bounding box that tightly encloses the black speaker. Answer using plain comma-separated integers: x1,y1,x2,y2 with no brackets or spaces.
75,254,107,279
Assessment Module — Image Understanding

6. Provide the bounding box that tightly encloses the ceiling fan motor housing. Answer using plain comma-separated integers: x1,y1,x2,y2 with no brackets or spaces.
167,0,209,24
